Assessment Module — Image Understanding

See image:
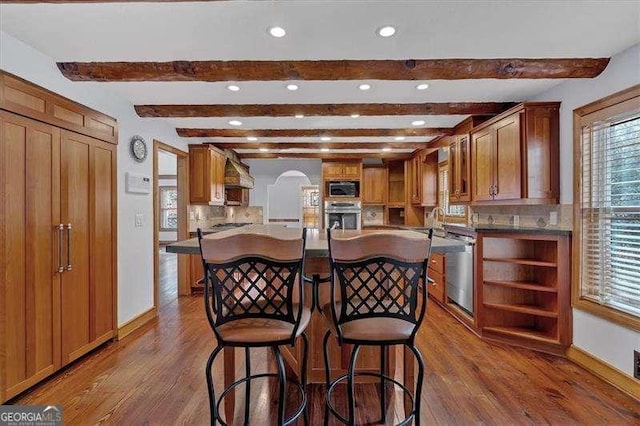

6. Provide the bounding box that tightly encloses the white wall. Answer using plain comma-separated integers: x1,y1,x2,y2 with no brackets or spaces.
533,43,640,377
1,31,189,325
244,159,322,214
267,175,312,226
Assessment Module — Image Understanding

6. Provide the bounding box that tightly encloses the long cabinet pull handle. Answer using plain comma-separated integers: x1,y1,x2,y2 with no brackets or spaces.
57,224,65,273
65,223,72,271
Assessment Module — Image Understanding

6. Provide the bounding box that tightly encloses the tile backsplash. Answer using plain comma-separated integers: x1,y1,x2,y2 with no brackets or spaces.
363,205,385,226
189,205,263,231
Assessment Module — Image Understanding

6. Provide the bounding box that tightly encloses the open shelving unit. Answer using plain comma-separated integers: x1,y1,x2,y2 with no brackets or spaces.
477,232,571,354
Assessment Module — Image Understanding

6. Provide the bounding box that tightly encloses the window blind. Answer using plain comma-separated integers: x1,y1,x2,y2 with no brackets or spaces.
580,106,640,318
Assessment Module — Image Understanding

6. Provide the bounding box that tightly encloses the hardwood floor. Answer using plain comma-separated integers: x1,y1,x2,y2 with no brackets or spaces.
9,276,639,424
159,244,178,306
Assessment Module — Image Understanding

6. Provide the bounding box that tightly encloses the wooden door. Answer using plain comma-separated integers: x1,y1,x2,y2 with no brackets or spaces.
189,146,210,204
493,115,522,201
421,151,438,206
60,130,115,364
213,151,226,204
472,128,495,201
1,111,61,402
449,137,459,202
341,162,361,179
410,154,422,204
322,162,344,179
458,134,472,202
362,167,386,204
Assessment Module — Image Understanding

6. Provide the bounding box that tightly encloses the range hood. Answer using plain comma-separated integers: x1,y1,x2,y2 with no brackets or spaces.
224,159,254,189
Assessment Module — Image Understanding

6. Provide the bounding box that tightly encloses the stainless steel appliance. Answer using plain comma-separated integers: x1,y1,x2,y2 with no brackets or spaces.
445,231,476,315
324,201,362,230
328,181,358,198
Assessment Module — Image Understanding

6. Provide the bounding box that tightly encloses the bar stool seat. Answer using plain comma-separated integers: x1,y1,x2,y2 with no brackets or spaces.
218,304,311,343
321,302,414,342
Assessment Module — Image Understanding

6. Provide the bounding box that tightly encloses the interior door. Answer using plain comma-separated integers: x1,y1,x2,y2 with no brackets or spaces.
1,111,61,400
472,128,494,201
494,115,522,200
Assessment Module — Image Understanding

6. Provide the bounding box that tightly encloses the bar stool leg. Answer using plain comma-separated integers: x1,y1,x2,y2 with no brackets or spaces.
206,345,223,426
408,344,425,426
244,347,251,426
380,345,387,424
322,330,332,426
300,333,310,426
347,345,362,425
273,346,287,426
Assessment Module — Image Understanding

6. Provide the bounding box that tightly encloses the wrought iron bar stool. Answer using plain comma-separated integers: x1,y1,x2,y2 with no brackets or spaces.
198,228,310,426
322,229,433,425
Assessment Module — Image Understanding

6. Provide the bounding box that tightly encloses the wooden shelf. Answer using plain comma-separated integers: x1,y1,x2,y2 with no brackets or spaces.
483,326,558,344
484,280,557,293
483,257,557,267
483,302,558,318
387,204,405,208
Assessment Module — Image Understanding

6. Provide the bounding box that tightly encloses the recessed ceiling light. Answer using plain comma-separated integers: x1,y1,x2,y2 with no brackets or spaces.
268,26,286,38
351,113,360,118
228,120,242,126
320,148,330,152
411,120,426,126
295,114,304,118
416,83,429,90
246,136,258,141
286,84,299,91
259,148,269,152
394,136,406,141
227,84,240,92
377,26,396,37
382,147,392,152
320,136,331,141
358,83,371,91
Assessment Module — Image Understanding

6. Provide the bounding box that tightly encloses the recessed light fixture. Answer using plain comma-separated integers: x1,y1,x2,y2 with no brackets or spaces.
295,114,304,118
247,136,258,141
268,26,286,38
351,113,360,118
377,26,396,37
320,148,330,152
411,120,426,126
358,83,371,91
416,83,429,90
259,147,269,152
394,136,406,141
320,136,331,141
286,84,299,91
228,120,242,126
382,147,392,152
227,84,240,92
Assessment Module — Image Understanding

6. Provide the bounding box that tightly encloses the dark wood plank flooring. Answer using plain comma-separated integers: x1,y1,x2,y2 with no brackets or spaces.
9,252,639,425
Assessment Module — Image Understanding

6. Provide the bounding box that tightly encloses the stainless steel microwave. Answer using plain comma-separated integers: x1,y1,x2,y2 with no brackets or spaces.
328,181,358,197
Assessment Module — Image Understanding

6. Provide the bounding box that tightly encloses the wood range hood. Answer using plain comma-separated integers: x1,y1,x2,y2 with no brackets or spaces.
224,157,255,189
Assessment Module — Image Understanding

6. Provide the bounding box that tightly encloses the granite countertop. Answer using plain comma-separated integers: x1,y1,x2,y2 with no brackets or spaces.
443,223,572,236
167,225,466,256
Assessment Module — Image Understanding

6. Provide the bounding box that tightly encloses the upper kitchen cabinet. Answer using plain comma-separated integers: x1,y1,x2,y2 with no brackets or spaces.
189,144,225,205
471,103,560,204
362,165,387,205
322,161,362,181
421,150,438,207
448,116,490,204
408,152,422,205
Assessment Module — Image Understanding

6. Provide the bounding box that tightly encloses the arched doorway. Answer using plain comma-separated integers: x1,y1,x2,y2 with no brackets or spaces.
267,170,320,228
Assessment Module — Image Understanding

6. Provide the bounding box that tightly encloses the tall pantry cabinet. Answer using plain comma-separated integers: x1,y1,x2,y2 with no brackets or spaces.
0,72,118,402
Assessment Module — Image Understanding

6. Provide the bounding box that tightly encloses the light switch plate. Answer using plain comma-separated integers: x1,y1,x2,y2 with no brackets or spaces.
135,213,144,227
549,211,558,226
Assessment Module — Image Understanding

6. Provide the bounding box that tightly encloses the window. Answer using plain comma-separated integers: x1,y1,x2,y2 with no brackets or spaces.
575,85,640,330
438,162,466,217
159,186,178,231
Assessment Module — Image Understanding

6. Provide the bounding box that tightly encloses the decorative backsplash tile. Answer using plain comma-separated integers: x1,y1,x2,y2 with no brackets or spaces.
363,206,385,225
189,205,263,231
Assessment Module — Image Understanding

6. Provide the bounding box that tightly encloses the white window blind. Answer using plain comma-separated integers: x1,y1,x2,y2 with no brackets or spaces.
579,104,640,318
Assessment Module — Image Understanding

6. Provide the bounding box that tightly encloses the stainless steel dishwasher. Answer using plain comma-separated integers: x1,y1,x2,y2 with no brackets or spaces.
445,231,476,315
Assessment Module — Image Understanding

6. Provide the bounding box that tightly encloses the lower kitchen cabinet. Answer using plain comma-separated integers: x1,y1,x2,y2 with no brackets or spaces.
428,253,446,304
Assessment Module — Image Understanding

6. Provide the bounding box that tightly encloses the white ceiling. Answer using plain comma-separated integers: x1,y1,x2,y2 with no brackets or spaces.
1,1,639,156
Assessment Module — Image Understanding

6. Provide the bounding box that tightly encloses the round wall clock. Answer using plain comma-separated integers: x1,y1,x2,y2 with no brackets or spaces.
129,135,148,163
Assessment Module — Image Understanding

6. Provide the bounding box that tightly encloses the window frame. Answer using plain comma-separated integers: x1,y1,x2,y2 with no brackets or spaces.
573,84,640,331
159,185,178,232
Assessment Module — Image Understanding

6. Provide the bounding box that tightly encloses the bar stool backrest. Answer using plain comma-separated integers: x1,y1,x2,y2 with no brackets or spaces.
198,228,307,344
327,230,433,341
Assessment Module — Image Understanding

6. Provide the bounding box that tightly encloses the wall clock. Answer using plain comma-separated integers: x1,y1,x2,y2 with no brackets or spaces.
129,135,148,163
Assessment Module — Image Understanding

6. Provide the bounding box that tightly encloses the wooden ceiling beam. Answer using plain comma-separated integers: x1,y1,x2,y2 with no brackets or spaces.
237,152,413,160
137,102,510,117
59,58,610,82
177,127,450,137
212,142,428,150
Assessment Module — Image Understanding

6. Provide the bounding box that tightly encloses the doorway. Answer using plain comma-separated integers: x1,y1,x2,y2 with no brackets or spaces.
153,141,189,309
266,170,312,227
301,185,320,228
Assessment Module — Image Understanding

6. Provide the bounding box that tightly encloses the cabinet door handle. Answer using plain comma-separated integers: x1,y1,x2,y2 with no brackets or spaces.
57,224,65,273
65,223,72,271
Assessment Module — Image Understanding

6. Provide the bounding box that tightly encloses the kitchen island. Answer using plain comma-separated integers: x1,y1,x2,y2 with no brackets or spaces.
167,225,465,420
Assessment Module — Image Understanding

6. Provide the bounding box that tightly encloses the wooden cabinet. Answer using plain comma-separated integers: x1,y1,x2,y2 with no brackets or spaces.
189,145,225,205
386,160,424,226
449,134,472,203
421,150,438,206
362,166,387,204
428,253,446,304
225,188,249,206
478,232,571,355
1,111,117,402
408,153,422,205
322,161,362,180
471,103,559,204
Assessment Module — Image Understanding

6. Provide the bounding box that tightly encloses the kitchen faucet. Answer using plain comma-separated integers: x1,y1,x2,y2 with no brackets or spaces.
429,207,446,227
